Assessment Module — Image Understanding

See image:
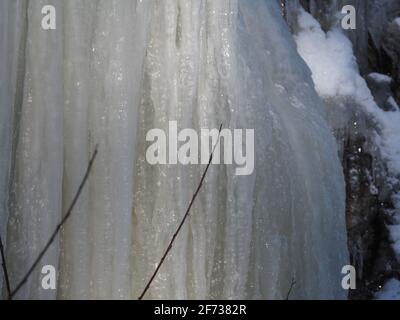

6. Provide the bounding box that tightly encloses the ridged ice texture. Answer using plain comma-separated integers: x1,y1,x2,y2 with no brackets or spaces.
1,0,348,299
0,0,26,298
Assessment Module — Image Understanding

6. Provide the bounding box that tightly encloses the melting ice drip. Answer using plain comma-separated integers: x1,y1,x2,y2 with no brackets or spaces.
0,0,348,299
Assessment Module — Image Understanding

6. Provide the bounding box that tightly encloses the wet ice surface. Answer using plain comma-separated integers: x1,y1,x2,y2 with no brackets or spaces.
0,0,348,299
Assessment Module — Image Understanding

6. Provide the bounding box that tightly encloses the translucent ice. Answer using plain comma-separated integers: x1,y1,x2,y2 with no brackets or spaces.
0,0,348,299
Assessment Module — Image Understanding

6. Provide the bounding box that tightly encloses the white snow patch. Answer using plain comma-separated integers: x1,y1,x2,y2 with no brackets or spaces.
387,96,399,110
394,17,400,28
368,72,392,84
295,10,374,105
375,279,400,300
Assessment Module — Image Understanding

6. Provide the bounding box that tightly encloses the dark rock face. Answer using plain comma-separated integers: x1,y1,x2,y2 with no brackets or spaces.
283,0,400,299
326,99,400,299
381,21,400,102
342,123,400,299
366,74,398,112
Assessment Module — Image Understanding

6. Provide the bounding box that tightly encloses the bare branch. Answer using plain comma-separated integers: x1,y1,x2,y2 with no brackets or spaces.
138,124,223,300
285,277,296,300
10,145,99,299
0,234,12,300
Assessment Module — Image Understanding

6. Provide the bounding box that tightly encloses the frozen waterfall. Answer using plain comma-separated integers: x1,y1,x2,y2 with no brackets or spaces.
0,0,348,299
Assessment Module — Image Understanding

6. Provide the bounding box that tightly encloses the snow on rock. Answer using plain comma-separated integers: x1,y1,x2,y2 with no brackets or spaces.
295,9,380,117
295,6,400,190
294,9,400,152
387,96,400,111
368,73,393,84
394,17,400,28
295,10,366,99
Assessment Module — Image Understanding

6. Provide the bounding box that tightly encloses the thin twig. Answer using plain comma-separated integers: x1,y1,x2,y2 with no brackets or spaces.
138,124,223,300
0,235,12,300
285,277,296,300
10,145,99,299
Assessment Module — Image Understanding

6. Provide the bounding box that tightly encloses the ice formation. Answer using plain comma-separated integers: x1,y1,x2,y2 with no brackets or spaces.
0,0,348,299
